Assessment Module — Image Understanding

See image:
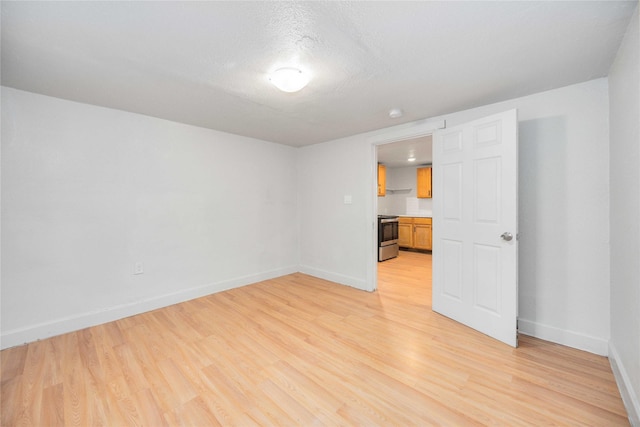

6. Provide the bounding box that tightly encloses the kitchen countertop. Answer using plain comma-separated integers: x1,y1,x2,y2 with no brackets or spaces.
395,214,432,218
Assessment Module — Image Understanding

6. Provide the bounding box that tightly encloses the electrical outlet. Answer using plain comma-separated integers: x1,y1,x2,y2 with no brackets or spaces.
134,262,144,275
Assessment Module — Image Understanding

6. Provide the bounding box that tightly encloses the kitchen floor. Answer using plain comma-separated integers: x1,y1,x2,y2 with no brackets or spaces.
378,250,432,306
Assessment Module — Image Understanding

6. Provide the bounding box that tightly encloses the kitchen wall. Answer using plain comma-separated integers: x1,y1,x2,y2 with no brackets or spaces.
299,77,611,356
608,4,639,424
1,87,299,348
377,166,433,216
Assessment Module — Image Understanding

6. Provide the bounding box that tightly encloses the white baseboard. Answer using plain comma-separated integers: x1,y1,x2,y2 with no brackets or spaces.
0,265,298,350
609,342,640,427
298,264,370,292
517,318,609,356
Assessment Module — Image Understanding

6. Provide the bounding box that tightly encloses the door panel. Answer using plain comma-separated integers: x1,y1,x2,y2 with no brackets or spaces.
442,163,463,221
441,239,463,300
433,110,518,347
474,157,500,223
473,243,501,313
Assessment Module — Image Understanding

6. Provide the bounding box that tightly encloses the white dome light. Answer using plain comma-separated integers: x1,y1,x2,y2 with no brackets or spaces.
389,108,403,119
269,67,310,93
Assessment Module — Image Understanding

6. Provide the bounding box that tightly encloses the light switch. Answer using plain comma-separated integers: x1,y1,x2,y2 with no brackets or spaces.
344,195,352,205
134,262,144,275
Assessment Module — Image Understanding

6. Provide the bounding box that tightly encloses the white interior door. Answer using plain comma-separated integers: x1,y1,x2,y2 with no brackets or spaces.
432,109,518,347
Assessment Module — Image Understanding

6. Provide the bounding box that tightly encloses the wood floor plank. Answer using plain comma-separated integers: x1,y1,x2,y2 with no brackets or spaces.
40,383,65,426
0,251,630,425
0,345,27,386
0,376,23,426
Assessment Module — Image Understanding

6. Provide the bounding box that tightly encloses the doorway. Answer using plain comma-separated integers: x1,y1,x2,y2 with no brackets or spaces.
375,136,434,292
371,110,519,347
367,120,445,291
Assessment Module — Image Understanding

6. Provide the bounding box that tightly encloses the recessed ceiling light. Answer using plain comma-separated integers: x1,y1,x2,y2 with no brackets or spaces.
408,157,416,162
269,67,310,93
389,108,403,119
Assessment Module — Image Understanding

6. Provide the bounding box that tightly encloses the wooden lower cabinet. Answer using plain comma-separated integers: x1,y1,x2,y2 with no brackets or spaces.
398,217,432,250
398,222,413,247
413,218,432,250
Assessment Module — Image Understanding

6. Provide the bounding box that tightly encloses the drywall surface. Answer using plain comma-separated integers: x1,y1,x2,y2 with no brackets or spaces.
298,78,611,355
1,87,298,348
609,4,640,425
296,136,375,290
1,76,616,360
511,80,610,356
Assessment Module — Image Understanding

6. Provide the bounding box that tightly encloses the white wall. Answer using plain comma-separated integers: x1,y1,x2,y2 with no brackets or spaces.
1,87,299,349
0,71,628,411
299,78,611,355
297,137,376,290
5,78,611,359
377,166,433,216
608,4,640,425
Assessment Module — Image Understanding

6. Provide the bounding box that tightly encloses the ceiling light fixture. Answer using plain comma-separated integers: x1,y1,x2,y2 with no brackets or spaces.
408,157,416,162
269,67,310,93
389,108,403,119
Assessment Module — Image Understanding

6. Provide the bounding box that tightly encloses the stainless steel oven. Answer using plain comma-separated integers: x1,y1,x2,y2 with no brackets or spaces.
378,215,399,261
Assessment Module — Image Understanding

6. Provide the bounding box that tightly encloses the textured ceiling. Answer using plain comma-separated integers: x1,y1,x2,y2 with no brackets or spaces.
1,1,637,147
378,136,433,168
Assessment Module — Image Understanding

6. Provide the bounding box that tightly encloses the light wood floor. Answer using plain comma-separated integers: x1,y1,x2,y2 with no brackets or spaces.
1,251,629,426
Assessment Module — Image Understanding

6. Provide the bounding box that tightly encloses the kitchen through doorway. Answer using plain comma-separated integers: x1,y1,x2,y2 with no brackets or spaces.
374,132,435,292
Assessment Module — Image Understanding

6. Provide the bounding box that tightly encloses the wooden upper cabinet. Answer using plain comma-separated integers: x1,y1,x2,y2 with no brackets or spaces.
417,167,432,198
377,164,386,197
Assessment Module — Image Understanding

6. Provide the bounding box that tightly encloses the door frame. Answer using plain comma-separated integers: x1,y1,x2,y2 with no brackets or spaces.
367,120,446,291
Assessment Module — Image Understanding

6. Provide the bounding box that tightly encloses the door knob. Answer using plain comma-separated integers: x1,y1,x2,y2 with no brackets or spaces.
500,232,513,241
